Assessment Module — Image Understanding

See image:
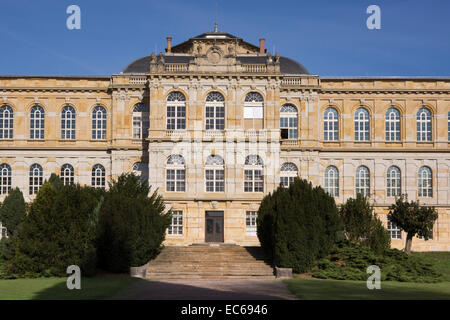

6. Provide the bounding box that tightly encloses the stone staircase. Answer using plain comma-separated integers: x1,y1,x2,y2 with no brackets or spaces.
145,245,275,279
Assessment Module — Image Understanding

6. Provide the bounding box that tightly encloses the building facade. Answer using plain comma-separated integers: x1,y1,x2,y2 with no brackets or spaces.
0,31,449,250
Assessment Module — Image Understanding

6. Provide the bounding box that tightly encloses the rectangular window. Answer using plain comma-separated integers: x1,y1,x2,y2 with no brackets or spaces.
244,169,263,192
206,169,225,192
168,210,183,235
246,211,258,236
166,169,185,192
387,219,402,240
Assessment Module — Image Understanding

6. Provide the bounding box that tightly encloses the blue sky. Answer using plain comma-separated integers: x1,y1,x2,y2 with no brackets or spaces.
0,0,449,76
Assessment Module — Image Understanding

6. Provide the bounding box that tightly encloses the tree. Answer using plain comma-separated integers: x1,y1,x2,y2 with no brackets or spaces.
97,173,172,273
0,188,26,237
388,196,438,254
257,178,342,273
340,194,390,254
48,173,64,190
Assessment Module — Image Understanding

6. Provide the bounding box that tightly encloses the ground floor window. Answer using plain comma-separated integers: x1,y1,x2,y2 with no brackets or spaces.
168,210,183,235
387,219,401,239
246,211,258,236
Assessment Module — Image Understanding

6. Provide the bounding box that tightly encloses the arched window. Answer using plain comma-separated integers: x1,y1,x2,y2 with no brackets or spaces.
325,166,339,197
0,105,14,139
324,107,339,141
354,107,370,141
244,93,264,129
280,105,298,139
61,105,76,140
205,155,225,192
205,92,225,131
60,164,74,186
166,92,186,130
92,164,106,189
386,166,401,197
280,162,298,188
30,105,45,139
417,108,432,142
244,155,264,192
92,106,107,140
385,108,400,141
29,164,43,195
418,166,432,198
132,162,149,182
132,103,149,139
0,164,12,195
166,155,185,192
356,165,370,197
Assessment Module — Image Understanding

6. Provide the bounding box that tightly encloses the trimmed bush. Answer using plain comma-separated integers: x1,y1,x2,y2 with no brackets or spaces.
257,178,342,273
97,174,171,273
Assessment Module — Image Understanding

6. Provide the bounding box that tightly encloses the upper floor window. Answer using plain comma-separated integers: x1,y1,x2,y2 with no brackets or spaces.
0,163,12,195
418,166,432,198
30,105,45,140
92,106,107,140
61,164,74,186
325,166,339,197
166,154,185,192
205,92,225,131
386,166,401,197
61,105,76,140
205,155,225,192
167,92,186,130
356,165,370,197
244,155,264,193
92,164,106,189
280,105,298,139
324,107,339,141
29,163,43,195
132,103,149,139
385,107,400,141
354,107,370,141
244,92,264,119
132,162,149,183
280,162,298,188
0,105,13,139
416,107,432,142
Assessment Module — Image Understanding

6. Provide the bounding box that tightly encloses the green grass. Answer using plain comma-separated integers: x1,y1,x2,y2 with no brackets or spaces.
0,276,138,300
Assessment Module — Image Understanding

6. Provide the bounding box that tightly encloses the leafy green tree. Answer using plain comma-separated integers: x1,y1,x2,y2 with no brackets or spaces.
48,173,64,190
0,188,26,237
97,173,171,273
388,196,438,254
257,178,342,273
340,194,390,254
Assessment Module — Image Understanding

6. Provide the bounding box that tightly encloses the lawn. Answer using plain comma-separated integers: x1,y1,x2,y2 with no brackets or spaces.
0,276,138,300
285,252,450,300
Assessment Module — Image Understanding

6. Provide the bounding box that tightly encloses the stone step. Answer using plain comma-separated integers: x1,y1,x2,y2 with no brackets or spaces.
146,273,276,280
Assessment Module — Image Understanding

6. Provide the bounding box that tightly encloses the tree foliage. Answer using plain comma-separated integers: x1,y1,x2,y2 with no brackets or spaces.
0,188,26,237
388,196,438,254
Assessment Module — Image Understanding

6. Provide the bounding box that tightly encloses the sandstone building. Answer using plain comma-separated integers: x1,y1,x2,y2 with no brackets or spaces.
0,30,449,250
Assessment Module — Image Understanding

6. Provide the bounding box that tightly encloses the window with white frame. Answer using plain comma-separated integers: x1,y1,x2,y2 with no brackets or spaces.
244,92,264,119
132,162,149,183
0,222,7,239
0,105,14,139
92,106,107,140
280,104,298,139
29,163,43,195
246,211,258,236
324,107,339,141
386,166,401,197
355,165,370,197
205,155,225,192
448,111,450,141
60,164,74,186
387,219,402,239
61,105,76,140
167,92,186,130
244,155,264,193
168,210,183,235
354,107,370,141
418,166,432,198
132,103,149,139
325,166,339,197
280,162,298,188
30,105,45,140
416,107,432,142
205,92,225,131
385,107,400,141
92,164,106,189
166,155,185,192
0,163,12,195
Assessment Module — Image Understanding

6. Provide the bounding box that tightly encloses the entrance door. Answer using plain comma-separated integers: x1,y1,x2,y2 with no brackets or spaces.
205,211,224,243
